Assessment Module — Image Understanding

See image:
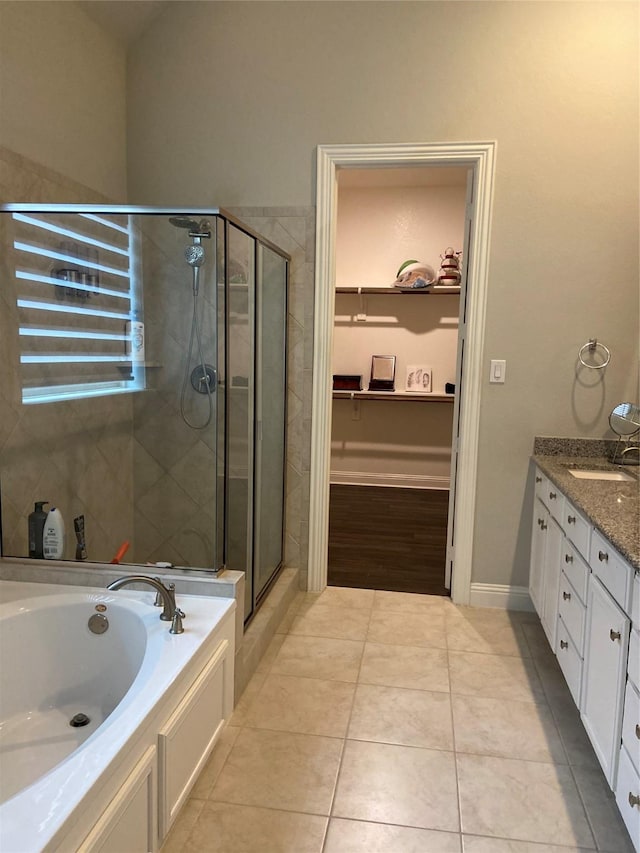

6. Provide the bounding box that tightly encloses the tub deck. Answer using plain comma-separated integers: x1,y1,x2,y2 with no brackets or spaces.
0,580,235,852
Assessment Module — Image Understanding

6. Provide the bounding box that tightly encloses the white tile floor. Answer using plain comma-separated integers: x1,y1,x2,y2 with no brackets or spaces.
161,587,635,853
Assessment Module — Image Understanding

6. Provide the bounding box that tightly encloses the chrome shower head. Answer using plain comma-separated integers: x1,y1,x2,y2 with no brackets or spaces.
185,244,205,267
170,216,211,238
170,215,200,231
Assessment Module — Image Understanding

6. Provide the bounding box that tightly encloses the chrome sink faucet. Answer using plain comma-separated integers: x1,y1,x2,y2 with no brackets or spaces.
619,445,640,466
106,575,185,633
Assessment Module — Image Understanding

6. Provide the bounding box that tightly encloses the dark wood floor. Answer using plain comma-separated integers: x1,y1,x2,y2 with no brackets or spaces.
327,484,449,596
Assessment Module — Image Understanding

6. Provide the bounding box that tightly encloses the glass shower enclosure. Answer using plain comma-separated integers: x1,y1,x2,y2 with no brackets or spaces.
0,206,289,622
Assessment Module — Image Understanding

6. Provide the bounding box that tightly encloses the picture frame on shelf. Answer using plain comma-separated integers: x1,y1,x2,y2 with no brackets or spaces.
368,355,396,391
406,365,432,393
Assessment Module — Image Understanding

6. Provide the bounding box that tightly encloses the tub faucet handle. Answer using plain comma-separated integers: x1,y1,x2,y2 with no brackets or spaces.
170,608,185,635
154,579,175,609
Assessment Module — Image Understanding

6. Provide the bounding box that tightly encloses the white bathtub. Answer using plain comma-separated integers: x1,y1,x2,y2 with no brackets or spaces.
0,580,235,852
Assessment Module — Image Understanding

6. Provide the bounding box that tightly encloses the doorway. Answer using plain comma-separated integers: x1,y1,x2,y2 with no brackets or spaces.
308,142,497,604
328,165,468,595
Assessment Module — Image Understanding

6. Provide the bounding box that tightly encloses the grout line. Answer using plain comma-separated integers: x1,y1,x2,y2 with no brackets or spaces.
566,762,601,852
447,623,464,837
323,592,374,828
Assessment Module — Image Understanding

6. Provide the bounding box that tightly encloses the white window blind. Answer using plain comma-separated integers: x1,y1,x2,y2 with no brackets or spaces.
11,211,144,404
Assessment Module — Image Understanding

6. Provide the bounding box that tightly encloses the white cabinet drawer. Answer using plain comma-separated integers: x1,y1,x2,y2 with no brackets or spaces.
541,515,564,650
563,501,590,559
534,468,548,503
622,680,640,776
556,617,583,707
630,629,640,693
590,529,633,612
615,745,640,853
545,484,565,523
633,574,640,630
558,574,586,654
561,539,589,603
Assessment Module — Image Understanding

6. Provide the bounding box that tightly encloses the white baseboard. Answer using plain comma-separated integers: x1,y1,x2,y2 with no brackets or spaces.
330,471,450,490
469,583,535,612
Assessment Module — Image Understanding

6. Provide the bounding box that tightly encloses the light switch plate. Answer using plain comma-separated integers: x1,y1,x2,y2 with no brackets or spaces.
490,359,506,383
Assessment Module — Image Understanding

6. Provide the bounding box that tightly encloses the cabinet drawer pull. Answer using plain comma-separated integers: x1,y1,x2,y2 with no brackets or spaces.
564,553,573,563
636,723,640,740
629,792,640,809
549,491,556,500
559,640,568,650
567,515,576,524
609,629,621,642
540,522,548,531
598,550,609,563
535,476,542,483
562,591,571,601
537,518,544,527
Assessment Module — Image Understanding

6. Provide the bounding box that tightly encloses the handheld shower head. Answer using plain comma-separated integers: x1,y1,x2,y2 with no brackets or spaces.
170,216,212,239
170,216,200,231
185,244,205,267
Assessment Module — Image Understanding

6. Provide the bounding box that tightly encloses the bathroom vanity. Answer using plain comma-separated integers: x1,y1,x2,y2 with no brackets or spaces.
529,440,639,851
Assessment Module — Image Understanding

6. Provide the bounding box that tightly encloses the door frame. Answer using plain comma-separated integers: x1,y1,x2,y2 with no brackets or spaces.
307,141,497,603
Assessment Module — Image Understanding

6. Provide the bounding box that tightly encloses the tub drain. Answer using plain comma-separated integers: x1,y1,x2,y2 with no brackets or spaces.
70,713,91,728
88,613,108,634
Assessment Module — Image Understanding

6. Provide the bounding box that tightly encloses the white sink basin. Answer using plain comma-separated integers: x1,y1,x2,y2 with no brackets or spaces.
568,469,635,481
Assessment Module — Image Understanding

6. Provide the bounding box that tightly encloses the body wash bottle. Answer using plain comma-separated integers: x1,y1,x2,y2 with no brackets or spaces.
28,501,49,558
43,507,65,560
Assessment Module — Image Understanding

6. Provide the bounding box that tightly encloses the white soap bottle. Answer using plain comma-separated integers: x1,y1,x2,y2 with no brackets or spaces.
43,507,65,559
125,309,145,363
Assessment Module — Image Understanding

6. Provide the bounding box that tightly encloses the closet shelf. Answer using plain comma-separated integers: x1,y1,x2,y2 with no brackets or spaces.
335,286,460,295
333,390,454,402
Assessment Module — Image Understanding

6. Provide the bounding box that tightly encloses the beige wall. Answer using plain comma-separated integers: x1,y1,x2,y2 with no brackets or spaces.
1,1,637,592
0,1,128,201
128,1,639,590
335,184,467,289
331,179,463,486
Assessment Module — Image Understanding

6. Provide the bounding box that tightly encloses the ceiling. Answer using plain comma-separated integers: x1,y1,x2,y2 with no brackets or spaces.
76,0,169,45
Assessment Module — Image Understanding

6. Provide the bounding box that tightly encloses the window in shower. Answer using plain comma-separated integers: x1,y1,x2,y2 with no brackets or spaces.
8,209,143,404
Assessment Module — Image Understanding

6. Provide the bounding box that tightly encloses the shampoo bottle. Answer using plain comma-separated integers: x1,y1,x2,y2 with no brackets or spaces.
43,507,65,560
125,309,145,363
28,501,49,558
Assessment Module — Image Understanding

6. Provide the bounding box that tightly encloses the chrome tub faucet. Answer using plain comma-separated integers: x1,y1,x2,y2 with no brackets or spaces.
106,575,185,633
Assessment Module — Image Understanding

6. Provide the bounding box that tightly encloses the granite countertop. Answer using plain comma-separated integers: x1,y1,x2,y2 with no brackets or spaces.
532,439,639,570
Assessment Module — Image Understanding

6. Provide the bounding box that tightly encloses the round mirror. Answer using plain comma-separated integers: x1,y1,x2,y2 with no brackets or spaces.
609,402,640,437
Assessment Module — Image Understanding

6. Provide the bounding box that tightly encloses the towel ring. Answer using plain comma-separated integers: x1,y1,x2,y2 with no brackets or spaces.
578,339,611,369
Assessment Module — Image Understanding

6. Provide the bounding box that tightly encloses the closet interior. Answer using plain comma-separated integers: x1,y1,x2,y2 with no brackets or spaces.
328,166,468,595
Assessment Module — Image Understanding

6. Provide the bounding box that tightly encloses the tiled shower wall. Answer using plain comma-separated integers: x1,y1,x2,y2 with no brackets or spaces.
0,146,135,562
0,150,315,589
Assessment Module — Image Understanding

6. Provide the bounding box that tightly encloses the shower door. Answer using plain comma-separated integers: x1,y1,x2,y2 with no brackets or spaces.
224,219,288,622
225,222,255,618
253,245,287,605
